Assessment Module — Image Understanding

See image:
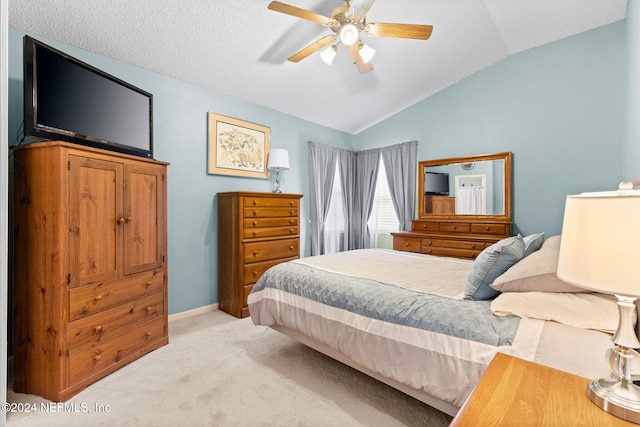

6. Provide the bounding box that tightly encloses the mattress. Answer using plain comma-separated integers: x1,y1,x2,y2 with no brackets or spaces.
248,249,615,411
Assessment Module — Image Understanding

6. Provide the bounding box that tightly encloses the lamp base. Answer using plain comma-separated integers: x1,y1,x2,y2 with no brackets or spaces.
588,378,640,423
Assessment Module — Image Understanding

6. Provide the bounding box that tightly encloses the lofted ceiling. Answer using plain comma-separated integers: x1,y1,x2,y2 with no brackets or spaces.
9,0,628,134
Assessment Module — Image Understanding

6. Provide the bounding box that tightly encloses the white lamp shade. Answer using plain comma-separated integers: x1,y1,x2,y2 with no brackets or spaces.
267,149,289,170
320,45,337,65
340,24,358,46
557,191,640,296
359,43,375,63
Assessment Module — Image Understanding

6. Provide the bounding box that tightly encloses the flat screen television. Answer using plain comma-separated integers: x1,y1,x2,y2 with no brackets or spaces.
424,171,449,196
23,36,153,158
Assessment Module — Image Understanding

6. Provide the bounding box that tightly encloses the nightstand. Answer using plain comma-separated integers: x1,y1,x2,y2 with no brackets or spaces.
450,352,635,426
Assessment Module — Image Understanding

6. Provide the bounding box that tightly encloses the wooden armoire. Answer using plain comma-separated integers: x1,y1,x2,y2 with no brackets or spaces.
12,141,169,401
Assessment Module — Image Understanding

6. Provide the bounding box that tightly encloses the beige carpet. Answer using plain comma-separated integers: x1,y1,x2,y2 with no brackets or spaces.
6,310,453,426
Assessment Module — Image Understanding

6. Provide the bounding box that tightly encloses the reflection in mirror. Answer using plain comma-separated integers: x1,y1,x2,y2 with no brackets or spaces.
425,160,505,215
418,152,512,219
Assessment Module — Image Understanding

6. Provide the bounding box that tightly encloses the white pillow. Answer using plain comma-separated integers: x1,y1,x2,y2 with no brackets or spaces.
490,235,587,293
491,291,625,333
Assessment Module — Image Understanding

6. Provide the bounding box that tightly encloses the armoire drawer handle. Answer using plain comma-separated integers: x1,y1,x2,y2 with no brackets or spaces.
117,217,126,224
145,281,152,288
94,354,102,361
289,201,294,206
145,332,152,337
485,226,490,231
94,295,103,302
289,210,294,215
289,220,294,225
452,226,457,230
94,325,103,333
252,231,257,237
404,242,410,247
252,270,258,277
289,246,294,250
146,306,152,312
253,211,258,216
253,251,258,256
252,200,258,206
253,220,258,226
289,229,294,234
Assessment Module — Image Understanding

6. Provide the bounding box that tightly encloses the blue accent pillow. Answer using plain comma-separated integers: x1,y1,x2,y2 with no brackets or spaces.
523,232,545,257
464,235,525,301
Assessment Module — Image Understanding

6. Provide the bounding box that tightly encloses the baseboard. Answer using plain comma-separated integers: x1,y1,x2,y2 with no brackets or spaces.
168,303,218,323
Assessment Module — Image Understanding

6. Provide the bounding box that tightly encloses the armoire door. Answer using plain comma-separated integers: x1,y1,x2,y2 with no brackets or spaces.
68,155,124,287
123,163,165,275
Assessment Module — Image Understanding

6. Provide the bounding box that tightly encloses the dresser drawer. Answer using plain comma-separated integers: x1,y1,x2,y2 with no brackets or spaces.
393,236,422,253
423,238,485,251
68,292,164,350
244,238,299,263
471,223,508,236
243,258,296,285
412,221,440,232
244,197,300,208
243,226,299,239
422,246,481,259
244,207,299,218
69,269,164,321
69,317,165,385
244,217,298,229
440,222,471,233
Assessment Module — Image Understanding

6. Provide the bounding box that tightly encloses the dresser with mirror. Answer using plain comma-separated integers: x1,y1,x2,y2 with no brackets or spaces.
392,152,513,260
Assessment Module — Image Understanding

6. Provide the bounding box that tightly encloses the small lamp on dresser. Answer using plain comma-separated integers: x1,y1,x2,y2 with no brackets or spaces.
268,149,289,193
557,182,640,424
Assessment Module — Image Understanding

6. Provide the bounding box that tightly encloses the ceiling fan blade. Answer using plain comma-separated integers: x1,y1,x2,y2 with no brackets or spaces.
288,35,336,63
268,1,332,25
364,23,433,40
347,43,373,74
353,0,376,19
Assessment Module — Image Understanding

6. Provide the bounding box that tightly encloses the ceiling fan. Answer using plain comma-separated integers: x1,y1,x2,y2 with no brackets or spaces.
268,0,433,74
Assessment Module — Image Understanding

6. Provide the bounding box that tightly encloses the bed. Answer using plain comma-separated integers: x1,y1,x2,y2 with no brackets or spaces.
247,235,630,416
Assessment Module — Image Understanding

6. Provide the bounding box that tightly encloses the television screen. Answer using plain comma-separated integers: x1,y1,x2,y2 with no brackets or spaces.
425,171,449,196
23,36,153,158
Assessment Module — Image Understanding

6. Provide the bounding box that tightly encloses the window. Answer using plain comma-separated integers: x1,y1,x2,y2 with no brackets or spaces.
368,159,399,249
324,166,345,253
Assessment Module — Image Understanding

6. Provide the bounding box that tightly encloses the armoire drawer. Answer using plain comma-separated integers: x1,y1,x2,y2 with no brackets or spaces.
422,246,481,259
244,238,299,263
69,317,165,385
68,292,164,350
243,226,299,239
423,238,485,251
439,223,471,233
69,268,164,321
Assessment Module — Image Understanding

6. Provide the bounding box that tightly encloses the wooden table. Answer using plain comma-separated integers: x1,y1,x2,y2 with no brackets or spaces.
450,352,635,426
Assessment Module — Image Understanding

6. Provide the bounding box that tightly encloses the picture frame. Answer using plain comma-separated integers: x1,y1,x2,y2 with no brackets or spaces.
207,112,270,178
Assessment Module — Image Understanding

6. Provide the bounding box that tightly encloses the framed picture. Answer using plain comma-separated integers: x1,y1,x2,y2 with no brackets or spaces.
207,112,270,178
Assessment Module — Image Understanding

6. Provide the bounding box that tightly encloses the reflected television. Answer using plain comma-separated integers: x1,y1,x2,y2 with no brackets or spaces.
424,171,449,196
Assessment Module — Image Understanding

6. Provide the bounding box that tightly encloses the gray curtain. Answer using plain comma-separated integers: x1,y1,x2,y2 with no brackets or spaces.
338,151,358,250
307,141,338,256
354,149,380,248
381,140,418,231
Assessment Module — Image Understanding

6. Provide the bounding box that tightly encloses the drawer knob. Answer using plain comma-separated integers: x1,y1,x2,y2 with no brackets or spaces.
289,220,294,225
289,246,294,250
452,226,457,230
425,249,432,254
94,295,103,301
145,331,152,337
253,200,257,206
94,354,102,361
404,243,410,247
472,244,477,249
253,220,258,226
125,216,133,223
289,201,294,206
253,231,257,237
485,226,490,231
253,211,258,216
94,325,103,332
253,250,258,256
145,281,152,288
117,217,126,224
253,270,258,277
146,306,152,312
289,229,293,234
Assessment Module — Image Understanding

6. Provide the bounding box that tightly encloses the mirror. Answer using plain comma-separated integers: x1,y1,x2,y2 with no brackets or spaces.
418,152,512,219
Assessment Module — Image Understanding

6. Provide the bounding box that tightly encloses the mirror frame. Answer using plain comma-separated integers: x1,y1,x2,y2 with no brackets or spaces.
417,152,512,221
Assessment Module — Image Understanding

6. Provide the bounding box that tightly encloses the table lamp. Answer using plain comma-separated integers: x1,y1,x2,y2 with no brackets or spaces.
557,183,640,423
267,149,289,193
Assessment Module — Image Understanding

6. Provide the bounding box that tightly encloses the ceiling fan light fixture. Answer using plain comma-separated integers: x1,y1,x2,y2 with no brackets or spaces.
340,24,358,46
320,45,338,65
359,43,375,63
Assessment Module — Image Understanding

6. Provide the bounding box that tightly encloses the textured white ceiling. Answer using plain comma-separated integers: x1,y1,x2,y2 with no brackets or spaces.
9,0,628,134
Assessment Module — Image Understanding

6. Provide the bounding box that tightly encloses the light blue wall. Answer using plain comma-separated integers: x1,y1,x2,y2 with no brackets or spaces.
8,28,351,315
626,1,640,178
353,22,626,237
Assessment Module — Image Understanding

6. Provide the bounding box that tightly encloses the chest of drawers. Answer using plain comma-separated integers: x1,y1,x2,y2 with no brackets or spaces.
392,218,512,260
217,191,303,318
